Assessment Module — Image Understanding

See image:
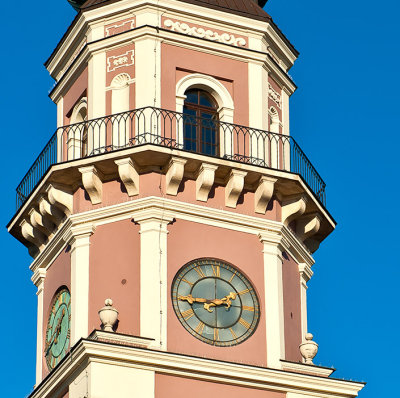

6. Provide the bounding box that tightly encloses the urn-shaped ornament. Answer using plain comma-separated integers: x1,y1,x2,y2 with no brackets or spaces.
98,299,119,332
299,333,318,364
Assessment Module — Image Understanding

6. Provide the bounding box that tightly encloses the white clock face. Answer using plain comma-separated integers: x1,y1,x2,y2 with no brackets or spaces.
172,259,260,347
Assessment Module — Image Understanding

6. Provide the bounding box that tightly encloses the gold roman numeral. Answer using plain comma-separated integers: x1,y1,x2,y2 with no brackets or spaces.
181,278,193,286
212,265,220,277
195,321,205,335
181,308,195,320
214,328,220,341
194,266,206,278
229,271,237,283
238,318,251,329
238,288,251,296
229,327,238,339
242,306,255,312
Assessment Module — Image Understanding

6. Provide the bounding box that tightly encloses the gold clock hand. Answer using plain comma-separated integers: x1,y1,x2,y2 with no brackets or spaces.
204,292,237,313
179,293,237,313
45,309,66,355
178,294,207,304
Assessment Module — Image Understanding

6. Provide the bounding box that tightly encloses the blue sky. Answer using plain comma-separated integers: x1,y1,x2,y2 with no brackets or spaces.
0,0,398,396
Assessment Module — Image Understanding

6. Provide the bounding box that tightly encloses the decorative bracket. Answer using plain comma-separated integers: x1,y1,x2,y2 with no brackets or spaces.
115,158,139,196
254,176,277,214
20,219,47,248
38,196,64,225
281,194,307,226
166,157,187,196
296,213,321,241
196,163,218,202
47,184,73,215
28,208,54,237
225,170,247,208
79,166,103,205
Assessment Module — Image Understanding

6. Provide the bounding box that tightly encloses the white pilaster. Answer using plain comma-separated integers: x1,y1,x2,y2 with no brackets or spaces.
248,62,268,130
135,37,161,109
134,210,173,349
88,52,106,119
259,231,288,369
298,263,313,344
282,89,290,136
64,225,95,345
32,269,46,386
56,97,64,162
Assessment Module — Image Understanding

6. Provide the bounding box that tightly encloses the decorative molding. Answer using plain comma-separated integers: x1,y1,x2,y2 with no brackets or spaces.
166,157,187,196
164,19,247,47
105,19,135,37
31,268,46,289
115,157,139,196
90,330,154,348
79,166,103,205
254,176,277,214
268,83,282,109
107,50,134,73
280,360,334,378
110,72,132,89
196,163,218,202
296,213,321,241
281,194,307,226
225,170,247,208
60,38,86,77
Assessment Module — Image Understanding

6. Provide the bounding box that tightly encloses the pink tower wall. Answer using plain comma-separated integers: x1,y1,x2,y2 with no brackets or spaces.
167,219,267,367
89,219,141,335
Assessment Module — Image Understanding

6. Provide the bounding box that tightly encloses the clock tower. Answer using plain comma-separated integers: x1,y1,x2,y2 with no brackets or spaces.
7,0,365,397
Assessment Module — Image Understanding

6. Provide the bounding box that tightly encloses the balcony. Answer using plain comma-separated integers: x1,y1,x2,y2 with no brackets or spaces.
15,107,326,211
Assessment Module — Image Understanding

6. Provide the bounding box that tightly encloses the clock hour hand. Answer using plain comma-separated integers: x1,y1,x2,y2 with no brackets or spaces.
178,292,237,313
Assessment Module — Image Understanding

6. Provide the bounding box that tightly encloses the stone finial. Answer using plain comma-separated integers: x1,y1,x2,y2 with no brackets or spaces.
299,333,318,365
98,299,119,332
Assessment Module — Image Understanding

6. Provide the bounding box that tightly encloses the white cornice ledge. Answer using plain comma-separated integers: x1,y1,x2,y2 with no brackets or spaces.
29,339,365,398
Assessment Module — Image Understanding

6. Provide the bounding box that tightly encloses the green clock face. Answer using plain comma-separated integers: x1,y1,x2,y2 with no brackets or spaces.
172,259,260,347
45,288,71,370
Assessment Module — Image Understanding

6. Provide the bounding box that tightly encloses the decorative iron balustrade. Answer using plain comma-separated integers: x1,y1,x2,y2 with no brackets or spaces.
15,107,326,210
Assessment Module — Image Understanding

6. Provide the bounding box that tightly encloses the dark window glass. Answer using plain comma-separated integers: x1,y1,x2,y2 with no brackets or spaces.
183,89,219,156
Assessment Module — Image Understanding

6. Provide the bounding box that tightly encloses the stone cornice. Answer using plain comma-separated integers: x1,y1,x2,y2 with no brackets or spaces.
29,338,364,398
29,196,315,276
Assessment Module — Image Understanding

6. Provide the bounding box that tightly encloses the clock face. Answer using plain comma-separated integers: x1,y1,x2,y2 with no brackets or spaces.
45,288,71,370
172,259,260,347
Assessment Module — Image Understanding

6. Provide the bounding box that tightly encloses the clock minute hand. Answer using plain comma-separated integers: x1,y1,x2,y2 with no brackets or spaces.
178,294,207,304
204,292,237,313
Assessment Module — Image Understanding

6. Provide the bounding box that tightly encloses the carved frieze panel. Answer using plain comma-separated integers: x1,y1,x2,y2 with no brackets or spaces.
107,50,135,73
105,18,135,37
163,18,247,47
268,83,281,109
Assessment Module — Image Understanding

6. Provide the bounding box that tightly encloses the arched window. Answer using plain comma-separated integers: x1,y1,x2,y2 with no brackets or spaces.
183,89,219,156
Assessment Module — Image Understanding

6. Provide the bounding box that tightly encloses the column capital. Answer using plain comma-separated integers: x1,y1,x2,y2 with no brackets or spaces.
133,208,174,226
258,229,290,253
32,269,46,290
62,224,96,246
298,263,313,284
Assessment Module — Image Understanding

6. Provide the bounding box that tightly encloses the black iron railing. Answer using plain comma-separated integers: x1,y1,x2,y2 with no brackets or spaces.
16,107,326,210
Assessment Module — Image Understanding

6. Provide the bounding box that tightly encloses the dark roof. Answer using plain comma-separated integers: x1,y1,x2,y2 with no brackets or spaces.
81,0,271,22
